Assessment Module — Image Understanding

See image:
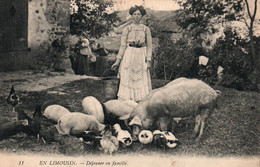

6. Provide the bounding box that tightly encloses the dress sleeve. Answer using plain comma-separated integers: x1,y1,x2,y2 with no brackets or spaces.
117,26,129,60
146,26,152,61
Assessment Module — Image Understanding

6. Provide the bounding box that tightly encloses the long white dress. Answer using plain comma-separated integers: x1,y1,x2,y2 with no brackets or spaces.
116,23,152,102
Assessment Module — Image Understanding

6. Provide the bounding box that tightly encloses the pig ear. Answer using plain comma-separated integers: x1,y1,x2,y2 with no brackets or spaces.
129,116,142,126
119,114,131,120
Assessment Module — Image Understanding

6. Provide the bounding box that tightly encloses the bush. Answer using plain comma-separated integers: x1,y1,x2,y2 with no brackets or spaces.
209,27,256,91
186,46,216,82
153,27,257,91
153,34,194,80
36,37,69,71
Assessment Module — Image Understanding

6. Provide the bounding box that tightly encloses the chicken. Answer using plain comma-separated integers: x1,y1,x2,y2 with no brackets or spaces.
33,105,55,128
100,125,119,155
21,105,55,143
1,106,54,143
6,85,21,113
16,108,41,138
31,105,58,143
76,131,102,146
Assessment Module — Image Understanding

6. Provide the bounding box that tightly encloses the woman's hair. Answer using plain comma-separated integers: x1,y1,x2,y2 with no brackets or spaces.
129,5,146,16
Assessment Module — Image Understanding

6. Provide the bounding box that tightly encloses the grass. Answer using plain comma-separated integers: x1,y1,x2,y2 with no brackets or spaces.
0,78,259,157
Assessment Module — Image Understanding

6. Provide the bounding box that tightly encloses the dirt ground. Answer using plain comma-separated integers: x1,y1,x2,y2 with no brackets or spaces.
0,70,98,97
0,70,259,158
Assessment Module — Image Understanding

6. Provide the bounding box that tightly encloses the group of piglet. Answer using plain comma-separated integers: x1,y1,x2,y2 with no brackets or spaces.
0,77,221,155
42,96,178,155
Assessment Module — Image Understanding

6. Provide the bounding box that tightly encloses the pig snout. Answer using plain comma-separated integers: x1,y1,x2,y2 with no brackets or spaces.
156,116,172,131
123,137,132,145
141,118,153,129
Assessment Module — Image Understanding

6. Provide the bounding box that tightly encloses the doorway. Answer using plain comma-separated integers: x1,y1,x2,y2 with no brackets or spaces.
0,0,29,71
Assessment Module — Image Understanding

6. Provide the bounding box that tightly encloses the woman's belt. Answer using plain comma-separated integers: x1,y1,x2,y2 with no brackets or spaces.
128,43,146,48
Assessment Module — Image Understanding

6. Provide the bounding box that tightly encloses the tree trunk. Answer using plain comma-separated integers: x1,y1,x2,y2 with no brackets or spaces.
245,0,258,89
249,21,256,66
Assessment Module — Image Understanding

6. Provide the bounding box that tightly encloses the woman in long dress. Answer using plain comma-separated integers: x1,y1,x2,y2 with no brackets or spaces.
111,5,152,102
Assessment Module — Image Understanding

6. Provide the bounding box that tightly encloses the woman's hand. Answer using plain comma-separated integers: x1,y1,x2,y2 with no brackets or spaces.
111,59,121,70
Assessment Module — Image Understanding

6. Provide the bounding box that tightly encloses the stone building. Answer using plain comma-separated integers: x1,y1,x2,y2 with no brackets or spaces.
0,0,72,72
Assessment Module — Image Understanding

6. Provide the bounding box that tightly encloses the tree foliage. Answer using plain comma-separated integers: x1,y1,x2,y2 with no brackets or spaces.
142,13,161,38
172,0,259,91
70,0,120,38
174,0,244,43
153,34,194,80
209,27,257,91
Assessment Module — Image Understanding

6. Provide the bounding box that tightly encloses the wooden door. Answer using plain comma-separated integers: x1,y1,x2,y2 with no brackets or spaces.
0,0,28,71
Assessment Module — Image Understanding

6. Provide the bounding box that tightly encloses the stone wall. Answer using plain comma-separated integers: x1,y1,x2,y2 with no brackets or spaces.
28,0,73,73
